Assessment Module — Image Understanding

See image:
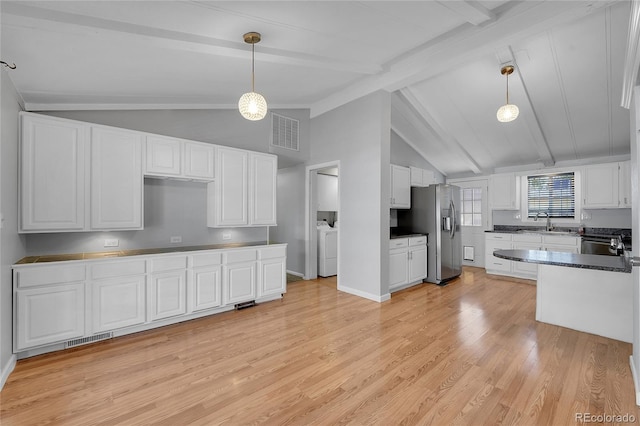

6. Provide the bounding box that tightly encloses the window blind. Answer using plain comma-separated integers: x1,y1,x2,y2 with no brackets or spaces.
527,172,575,218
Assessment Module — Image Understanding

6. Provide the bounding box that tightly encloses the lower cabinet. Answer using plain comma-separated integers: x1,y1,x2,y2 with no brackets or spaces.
92,275,146,333
389,236,428,293
15,283,85,351
188,266,222,312
224,261,257,305
258,246,287,298
149,271,187,321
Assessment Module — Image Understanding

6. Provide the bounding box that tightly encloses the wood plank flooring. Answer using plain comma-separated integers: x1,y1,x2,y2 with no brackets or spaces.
1,266,639,425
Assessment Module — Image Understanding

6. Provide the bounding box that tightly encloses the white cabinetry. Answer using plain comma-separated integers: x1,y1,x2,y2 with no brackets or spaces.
511,234,542,277
257,246,287,298
148,256,188,321
144,135,215,181
223,249,258,305
14,263,86,351
19,113,88,232
583,162,631,209
188,252,222,313
317,173,338,211
389,236,427,293
90,127,143,230
410,166,435,187
208,148,278,227
619,161,631,208
489,174,520,210
484,233,513,275
390,165,411,209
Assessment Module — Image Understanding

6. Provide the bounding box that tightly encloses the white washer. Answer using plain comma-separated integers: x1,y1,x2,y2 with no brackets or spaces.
317,222,338,277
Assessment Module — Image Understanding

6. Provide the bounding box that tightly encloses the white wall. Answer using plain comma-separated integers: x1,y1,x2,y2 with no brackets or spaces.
492,208,631,229
270,164,305,275
309,91,391,301
390,131,445,183
631,86,640,404
0,67,26,386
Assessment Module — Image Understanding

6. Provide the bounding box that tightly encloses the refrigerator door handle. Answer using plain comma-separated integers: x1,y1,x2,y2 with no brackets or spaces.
450,200,456,239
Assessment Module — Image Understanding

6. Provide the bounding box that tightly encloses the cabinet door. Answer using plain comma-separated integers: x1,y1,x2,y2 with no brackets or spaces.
184,141,215,180
511,243,540,276
92,276,146,333
15,283,85,351
20,113,88,232
188,266,222,312
410,166,424,187
91,127,143,230
223,261,257,305
389,248,409,289
408,245,427,282
390,165,411,208
213,147,248,226
149,271,187,321
583,163,619,208
544,244,579,254
258,258,286,298
145,135,182,177
489,174,519,210
317,173,338,211
484,239,512,272
250,153,277,225
619,161,631,208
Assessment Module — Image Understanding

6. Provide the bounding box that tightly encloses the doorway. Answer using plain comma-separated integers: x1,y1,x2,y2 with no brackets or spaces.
305,161,340,281
449,178,490,268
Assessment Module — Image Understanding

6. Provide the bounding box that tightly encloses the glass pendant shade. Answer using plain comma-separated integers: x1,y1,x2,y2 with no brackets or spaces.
238,91,268,121
496,103,519,122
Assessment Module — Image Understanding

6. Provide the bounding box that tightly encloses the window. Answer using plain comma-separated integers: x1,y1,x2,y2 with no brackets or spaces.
527,172,575,219
461,187,482,226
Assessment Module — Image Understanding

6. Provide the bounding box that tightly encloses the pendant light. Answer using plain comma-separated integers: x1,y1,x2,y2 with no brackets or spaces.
496,65,519,123
238,32,268,121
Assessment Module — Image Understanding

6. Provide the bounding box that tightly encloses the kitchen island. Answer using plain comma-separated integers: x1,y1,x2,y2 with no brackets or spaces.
494,249,632,343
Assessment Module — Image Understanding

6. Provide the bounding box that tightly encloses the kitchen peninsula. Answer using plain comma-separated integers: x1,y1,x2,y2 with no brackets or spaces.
494,249,632,343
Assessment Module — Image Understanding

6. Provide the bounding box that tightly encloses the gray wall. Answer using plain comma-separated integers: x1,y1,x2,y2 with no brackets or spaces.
270,164,305,275
310,90,391,300
390,131,445,183
1,66,27,384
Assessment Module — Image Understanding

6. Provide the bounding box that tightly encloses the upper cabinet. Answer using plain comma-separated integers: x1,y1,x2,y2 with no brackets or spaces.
20,113,88,232
410,166,435,187
90,127,143,230
144,135,214,181
208,148,277,227
583,162,630,209
390,164,411,209
489,173,520,210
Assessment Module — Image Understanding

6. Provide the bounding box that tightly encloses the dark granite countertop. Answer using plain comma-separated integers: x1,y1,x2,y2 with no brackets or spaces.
390,233,427,239
493,249,631,273
14,241,285,265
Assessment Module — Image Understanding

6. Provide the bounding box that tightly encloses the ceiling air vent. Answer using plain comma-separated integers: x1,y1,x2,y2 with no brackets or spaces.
271,113,299,151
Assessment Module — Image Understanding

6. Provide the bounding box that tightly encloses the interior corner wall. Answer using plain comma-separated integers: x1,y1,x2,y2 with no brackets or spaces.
0,68,26,387
309,91,391,301
270,163,305,275
630,86,640,401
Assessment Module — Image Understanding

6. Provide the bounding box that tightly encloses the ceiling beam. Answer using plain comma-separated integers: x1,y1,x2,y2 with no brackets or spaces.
496,47,555,167
311,0,619,118
397,89,483,175
2,2,381,76
436,1,495,26
389,125,447,177
621,0,640,109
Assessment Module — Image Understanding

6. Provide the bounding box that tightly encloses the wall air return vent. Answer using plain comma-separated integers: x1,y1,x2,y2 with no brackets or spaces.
271,113,299,151
65,332,113,348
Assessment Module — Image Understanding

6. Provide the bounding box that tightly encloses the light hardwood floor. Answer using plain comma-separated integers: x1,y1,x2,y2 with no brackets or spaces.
1,267,639,425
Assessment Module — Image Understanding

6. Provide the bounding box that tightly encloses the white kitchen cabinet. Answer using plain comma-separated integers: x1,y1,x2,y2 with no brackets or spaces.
145,136,215,181
511,234,542,278
149,271,187,321
410,166,435,187
209,147,249,227
390,164,411,209
619,161,631,208
582,163,619,208
489,174,520,210
543,235,580,253
257,246,287,299
223,250,258,305
484,233,512,275
184,141,215,180
19,112,89,232
317,173,338,211
250,153,278,226
189,266,222,312
92,275,146,333
389,236,427,292
15,283,85,351
90,126,143,230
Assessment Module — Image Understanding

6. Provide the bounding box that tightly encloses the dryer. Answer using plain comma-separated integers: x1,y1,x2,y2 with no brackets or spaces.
317,221,338,277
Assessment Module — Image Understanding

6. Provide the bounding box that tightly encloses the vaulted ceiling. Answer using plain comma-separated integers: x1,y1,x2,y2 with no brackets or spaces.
1,1,635,176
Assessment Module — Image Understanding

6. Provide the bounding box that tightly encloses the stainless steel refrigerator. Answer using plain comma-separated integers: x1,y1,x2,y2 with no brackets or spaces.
398,184,462,284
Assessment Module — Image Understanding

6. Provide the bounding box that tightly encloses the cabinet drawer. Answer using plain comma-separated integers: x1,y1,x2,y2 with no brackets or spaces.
512,234,542,243
190,252,222,268
485,233,512,241
259,246,286,260
15,264,86,288
409,236,427,246
543,235,579,246
390,238,409,249
91,260,146,280
224,249,258,264
151,255,188,272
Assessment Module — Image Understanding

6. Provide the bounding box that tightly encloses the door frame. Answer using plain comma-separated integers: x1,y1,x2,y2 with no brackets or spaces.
305,161,340,280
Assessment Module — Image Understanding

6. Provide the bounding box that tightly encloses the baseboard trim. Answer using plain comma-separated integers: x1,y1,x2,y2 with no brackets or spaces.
337,285,390,303
0,354,17,391
286,270,304,278
630,355,640,406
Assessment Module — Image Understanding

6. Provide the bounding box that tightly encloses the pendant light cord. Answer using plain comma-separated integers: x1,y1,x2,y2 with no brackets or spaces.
505,71,509,104
251,42,255,93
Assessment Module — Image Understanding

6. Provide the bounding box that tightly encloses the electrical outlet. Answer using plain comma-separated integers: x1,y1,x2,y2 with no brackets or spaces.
222,231,232,240
170,236,182,243
104,239,119,247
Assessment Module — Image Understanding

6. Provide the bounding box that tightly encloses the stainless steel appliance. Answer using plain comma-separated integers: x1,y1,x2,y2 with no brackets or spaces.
398,184,462,284
581,234,625,256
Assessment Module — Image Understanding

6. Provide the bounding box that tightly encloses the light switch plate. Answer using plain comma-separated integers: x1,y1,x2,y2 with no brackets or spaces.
104,239,119,247
222,232,232,240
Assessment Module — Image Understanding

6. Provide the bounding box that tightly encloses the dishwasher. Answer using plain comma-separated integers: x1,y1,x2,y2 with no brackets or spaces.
580,234,624,256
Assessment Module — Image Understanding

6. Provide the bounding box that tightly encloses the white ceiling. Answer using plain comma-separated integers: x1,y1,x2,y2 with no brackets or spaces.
1,0,635,176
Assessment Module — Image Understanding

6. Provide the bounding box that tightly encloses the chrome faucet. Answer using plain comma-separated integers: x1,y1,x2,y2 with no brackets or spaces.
534,211,553,231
